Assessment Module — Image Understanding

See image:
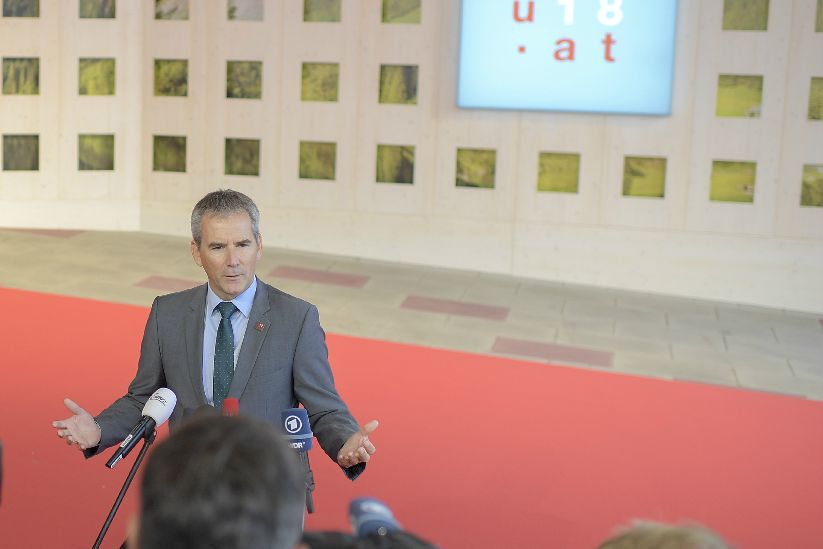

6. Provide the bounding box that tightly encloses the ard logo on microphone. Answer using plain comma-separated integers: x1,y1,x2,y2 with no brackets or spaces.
285,415,302,434
149,394,168,406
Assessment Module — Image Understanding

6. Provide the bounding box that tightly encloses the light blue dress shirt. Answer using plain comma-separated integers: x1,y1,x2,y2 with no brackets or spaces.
202,277,257,406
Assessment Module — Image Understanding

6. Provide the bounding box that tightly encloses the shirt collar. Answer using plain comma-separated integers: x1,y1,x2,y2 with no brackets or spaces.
206,277,257,319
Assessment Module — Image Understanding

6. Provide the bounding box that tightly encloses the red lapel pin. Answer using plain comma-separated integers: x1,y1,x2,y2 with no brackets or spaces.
255,322,265,332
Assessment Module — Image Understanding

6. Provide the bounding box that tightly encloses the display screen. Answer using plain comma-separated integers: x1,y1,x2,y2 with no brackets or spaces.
457,0,679,115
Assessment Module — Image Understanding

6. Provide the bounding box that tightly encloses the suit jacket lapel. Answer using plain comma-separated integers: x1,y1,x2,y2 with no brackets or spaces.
230,282,271,399
185,284,208,407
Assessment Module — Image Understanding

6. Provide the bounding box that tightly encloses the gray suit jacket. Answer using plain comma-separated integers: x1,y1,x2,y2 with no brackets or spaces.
89,280,362,478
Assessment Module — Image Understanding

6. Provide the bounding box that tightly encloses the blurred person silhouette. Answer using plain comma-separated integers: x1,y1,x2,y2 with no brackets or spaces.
299,497,438,549
598,520,731,549
126,413,304,549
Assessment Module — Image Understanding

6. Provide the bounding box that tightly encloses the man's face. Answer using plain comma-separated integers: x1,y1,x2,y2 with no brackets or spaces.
191,211,262,301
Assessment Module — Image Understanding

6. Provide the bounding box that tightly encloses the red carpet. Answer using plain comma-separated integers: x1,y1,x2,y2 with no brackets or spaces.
1,287,823,548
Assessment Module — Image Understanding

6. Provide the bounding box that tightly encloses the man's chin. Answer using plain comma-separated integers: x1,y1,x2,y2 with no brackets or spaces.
217,277,248,298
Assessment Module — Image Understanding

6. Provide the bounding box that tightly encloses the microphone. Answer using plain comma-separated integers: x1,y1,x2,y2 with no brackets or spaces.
349,497,401,538
222,398,239,416
105,388,176,469
282,408,316,513
280,408,312,452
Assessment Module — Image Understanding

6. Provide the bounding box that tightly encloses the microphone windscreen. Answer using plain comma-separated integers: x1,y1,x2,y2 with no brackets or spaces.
223,398,239,416
281,408,312,451
349,497,401,538
142,388,177,426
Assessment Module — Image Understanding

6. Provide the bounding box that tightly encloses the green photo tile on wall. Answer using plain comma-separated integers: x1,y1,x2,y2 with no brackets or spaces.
303,0,340,22
379,65,418,105
801,165,823,207
3,135,39,171
3,0,38,17
226,61,262,99
155,0,188,20
79,0,115,18
808,77,823,121
79,58,115,96
817,0,823,32
153,135,186,172
710,160,756,203
622,156,666,198
301,63,339,102
381,0,420,24
228,0,262,21
225,138,260,176
376,145,414,184
299,141,336,180
78,134,114,171
456,148,496,189
537,152,579,193
716,74,763,118
2,58,39,95
154,59,188,96
722,0,768,31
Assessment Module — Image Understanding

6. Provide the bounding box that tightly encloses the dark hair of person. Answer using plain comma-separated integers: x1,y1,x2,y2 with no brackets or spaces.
191,189,261,247
138,414,304,549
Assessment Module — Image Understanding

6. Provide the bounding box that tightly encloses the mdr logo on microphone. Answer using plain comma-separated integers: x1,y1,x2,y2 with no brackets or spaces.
281,408,312,451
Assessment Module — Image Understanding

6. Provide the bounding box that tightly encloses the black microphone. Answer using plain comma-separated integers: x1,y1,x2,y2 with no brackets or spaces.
105,388,176,469
281,407,313,452
281,408,315,513
349,497,401,538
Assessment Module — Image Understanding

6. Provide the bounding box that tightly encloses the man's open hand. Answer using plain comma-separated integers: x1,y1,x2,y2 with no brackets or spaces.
52,398,101,451
337,419,378,468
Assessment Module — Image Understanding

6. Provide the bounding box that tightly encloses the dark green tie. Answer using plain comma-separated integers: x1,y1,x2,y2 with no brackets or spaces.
213,301,238,409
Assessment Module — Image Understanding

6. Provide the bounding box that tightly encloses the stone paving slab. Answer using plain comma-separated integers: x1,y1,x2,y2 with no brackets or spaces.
1,227,820,400
789,359,823,381
446,315,558,343
556,331,672,359
492,337,614,368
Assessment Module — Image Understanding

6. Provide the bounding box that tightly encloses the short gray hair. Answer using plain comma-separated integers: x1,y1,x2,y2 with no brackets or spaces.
598,521,730,549
191,189,260,247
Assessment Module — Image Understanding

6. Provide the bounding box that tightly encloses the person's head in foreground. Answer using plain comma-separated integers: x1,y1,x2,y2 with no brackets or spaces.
598,520,731,549
129,414,304,549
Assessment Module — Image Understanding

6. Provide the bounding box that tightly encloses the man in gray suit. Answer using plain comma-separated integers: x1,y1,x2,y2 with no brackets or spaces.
53,189,377,480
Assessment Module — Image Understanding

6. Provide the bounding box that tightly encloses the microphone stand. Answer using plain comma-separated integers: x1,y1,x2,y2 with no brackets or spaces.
298,452,315,514
305,459,315,514
92,429,157,549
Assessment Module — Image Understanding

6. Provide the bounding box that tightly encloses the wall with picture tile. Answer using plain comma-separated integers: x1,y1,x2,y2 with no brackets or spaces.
1,0,822,312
